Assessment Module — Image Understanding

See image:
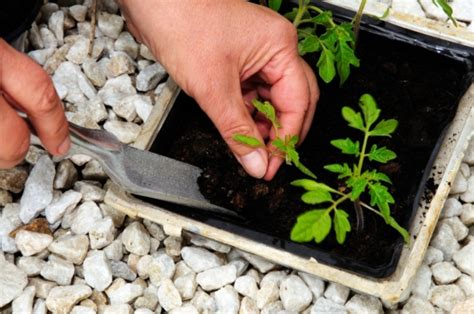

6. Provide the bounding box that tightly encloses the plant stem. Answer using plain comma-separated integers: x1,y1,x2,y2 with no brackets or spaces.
359,201,385,218
352,0,367,43
326,193,352,215
307,5,337,27
353,200,364,232
356,130,370,177
293,0,307,27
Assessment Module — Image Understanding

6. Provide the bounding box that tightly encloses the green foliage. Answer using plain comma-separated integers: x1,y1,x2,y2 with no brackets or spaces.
279,1,360,85
291,94,409,244
233,134,263,148
252,99,281,129
432,0,457,26
268,0,282,12
234,100,316,179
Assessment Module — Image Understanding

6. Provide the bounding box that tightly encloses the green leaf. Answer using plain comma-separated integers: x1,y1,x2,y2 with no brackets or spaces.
334,209,351,244
347,177,368,200
294,161,318,179
380,6,391,19
370,119,398,137
368,144,397,163
363,170,392,184
252,99,281,129
291,179,334,192
341,107,364,131
301,190,332,205
386,216,410,244
232,134,263,148
317,47,336,83
333,26,360,85
290,209,332,243
268,0,282,11
330,138,360,156
298,34,321,56
272,138,286,152
324,163,352,178
368,183,394,218
312,11,333,27
432,0,457,26
284,7,299,21
359,94,380,128
287,135,299,147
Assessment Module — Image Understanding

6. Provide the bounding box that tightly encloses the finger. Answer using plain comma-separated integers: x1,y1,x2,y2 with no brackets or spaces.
299,58,319,142
0,39,70,156
195,72,268,179
0,95,30,168
260,55,311,180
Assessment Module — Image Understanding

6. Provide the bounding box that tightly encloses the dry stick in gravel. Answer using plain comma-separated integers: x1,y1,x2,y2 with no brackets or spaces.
88,0,98,56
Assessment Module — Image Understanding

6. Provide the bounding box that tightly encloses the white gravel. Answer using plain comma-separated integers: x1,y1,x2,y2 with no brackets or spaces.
0,0,472,313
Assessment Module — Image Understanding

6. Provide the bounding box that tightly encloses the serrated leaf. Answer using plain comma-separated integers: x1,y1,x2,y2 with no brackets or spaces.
336,42,359,85
370,119,398,137
330,138,360,156
317,47,336,83
347,177,368,200
252,99,281,129
301,190,332,205
334,30,359,85
268,0,282,11
287,135,299,147
386,216,410,244
284,7,299,21
233,134,263,148
359,94,380,128
272,138,286,152
312,11,333,27
334,209,351,244
368,183,394,218
324,163,352,178
363,170,392,184
294,161,317,179
341,107,364,131
291,179,334,192
368,144,397,163
286,148,299,166
290,209,332,243
298,34,321,56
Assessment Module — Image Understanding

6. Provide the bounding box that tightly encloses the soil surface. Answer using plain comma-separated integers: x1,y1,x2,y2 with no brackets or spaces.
150,29,470,277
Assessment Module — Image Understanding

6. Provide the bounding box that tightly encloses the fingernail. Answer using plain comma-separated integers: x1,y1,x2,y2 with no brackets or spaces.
239,150,267,179
57,136,71,156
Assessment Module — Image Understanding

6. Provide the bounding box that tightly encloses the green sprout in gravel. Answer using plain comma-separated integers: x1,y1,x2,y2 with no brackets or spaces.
291,94,409,244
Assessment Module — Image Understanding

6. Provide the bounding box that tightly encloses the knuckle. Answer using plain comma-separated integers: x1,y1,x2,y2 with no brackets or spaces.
220,122,254,144
274,18,298,45
34,82,60,117
1,138,28,167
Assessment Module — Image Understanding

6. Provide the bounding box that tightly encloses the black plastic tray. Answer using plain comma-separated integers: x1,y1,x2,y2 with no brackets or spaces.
146,5,472,278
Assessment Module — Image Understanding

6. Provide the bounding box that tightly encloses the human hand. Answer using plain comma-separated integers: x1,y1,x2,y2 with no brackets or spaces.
0,39,70,169
119,0,318,180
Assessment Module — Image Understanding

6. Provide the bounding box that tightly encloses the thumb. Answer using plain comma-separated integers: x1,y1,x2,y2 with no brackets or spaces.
195,78,268,179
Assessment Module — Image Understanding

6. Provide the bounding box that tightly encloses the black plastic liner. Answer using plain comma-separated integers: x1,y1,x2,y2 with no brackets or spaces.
0,0,42,42
145,4,472,278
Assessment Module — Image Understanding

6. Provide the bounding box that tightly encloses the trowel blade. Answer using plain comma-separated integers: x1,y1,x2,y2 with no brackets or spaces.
117,146,239,217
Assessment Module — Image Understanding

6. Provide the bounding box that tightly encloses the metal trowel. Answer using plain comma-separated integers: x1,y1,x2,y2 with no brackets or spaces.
27,118,239,218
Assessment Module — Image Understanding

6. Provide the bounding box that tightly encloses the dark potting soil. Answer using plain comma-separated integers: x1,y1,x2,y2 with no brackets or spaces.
149,29,471,277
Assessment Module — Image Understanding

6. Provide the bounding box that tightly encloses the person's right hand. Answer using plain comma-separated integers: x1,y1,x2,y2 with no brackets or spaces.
0,39,70,169
119,0,319,180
